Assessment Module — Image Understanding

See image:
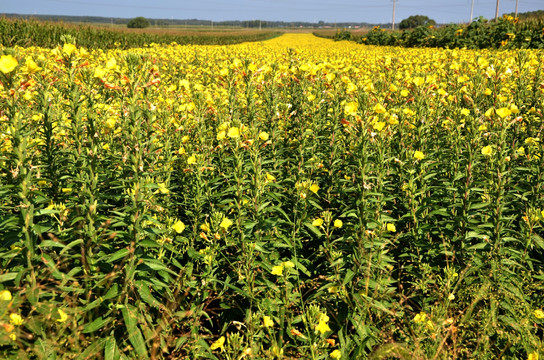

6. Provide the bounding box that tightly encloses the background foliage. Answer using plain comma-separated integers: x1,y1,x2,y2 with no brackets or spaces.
330,15,544,49
0,17,280,49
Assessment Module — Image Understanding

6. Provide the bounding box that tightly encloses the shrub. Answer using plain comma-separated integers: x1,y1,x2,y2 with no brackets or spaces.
127,16,150,29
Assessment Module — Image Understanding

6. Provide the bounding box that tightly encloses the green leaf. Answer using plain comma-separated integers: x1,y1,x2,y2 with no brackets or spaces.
304,222,323,237
104,337,121,360
83,316,112,333
122,305,149,359
135,280,161,308
108,248,130,263
76,338,106,359
0,272,18,282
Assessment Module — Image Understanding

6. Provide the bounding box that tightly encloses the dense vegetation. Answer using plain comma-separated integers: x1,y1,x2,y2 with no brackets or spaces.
0,25,543,360
398,15,436,30
127,17,150,29
328,14,544,50
0,18,280,49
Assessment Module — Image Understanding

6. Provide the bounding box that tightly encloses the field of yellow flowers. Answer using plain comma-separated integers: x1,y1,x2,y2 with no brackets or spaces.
1,33,544,359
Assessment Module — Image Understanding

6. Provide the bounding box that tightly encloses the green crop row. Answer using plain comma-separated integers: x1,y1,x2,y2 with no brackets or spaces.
0,17,281,49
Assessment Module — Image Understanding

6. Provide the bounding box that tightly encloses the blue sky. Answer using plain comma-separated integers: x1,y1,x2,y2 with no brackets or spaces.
2,0,543,24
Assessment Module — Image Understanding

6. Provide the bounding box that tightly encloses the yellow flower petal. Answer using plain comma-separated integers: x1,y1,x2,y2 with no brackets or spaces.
172,220,185,234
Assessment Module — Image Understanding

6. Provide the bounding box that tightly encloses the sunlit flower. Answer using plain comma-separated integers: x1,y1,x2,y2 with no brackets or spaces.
9,313,23,326
496,107,512,118
310,183,320,194
413,312,427,323
57,309,68,323
0,55,18,74
312,218,324,227
157,182,169,194
481,145,493,156
259,131,269,141
172,220,185,234
316,319,331,334
228,127,240,138
220,217,233,230
330,349,342,359
263,315,274,327
187,155,196,165
0,290,12,301
271,264,283,276
334,219,343,228
414,151,425,160
386,223,396,232
210,336,225,351
534,309,544,319
62,43,77,56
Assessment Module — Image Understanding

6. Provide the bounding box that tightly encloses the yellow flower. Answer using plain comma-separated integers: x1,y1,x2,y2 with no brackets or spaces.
386,223,396,232
534,309,544,319
271,264,283,276
62,43,77,56
413,312,427,323
400,89,409,97
57,309,68,323
413,151,425,160
266,173,276,182
373,121,386,131
105,57,117,70
216,130,226,140
0,290,12,301
9,333,16,341
0,55,18,74
172,220,185,234
316,320,331,334
413,77,424,87
283,260,295,269
495,107,511,119
263,315,274,327
24,57,41,73
106,117,116,129
333,219,343,228
312,218,324,227
220,217,233,230
210,336,225,351
344,102,358,116
62,188,72,193
310,183,320,194
259,131,269,141
10,313,23,326
187,155,196,165
373,103,387,114
157,182,169,194
330,349,342,359
528,351,539,360
228,127,240,138
481,145,493,156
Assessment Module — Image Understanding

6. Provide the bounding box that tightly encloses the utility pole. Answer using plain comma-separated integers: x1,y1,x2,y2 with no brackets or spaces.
515,0,519,17
470,0,474,23
392,0,397,30
495,0,500,20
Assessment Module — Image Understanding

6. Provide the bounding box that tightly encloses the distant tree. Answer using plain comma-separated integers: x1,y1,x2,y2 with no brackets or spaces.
399,15,436,29
127,17,150,29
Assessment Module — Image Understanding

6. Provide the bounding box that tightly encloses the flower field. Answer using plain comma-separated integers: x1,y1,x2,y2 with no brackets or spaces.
1,33,544,359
